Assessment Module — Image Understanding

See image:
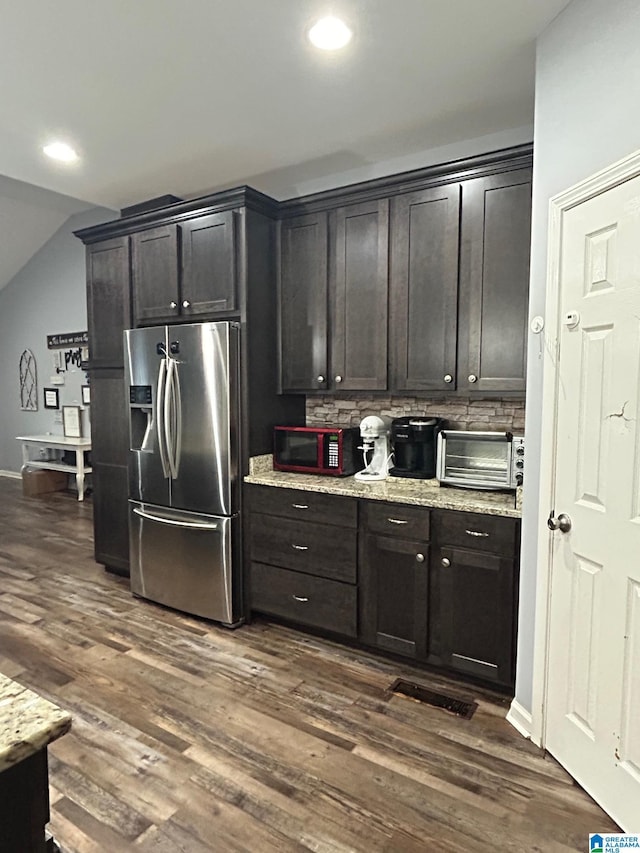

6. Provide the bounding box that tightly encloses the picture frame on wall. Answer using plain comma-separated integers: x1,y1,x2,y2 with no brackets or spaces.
62,405,82,438
81,384,90,405
43,387,59,410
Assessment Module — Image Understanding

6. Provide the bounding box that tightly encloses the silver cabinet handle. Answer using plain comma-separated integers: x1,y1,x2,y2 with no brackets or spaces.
416,553,425,563
182,299,191,308
316,375,325,383
169,301,177,309
441,557,451,567
291,544,309,551
334,375,343,383
292,595,309,603
443,374,453,383
292,503,308,510
387,517,408,525
468,374,478,383
465,529,489,538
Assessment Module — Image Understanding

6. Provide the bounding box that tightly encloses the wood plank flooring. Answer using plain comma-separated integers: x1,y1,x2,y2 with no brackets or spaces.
0,478,617,852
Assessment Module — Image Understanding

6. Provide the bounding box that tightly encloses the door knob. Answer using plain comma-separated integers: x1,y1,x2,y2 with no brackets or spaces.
468,374,478,383
443,374,453,383
169,301,177,309
441,557,451,567
182,300,191,308
547,512,572,533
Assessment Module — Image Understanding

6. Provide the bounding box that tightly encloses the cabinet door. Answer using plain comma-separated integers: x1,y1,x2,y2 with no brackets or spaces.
391,185,460,392
89,370,128,467
86,237,131,369
92,463,130,575
459,168,532,393
90,371,130,574
279,212,329,392
431,545,515,686
331,200,389,391
132,225,179,324
359,533,429,658
181,211,236,316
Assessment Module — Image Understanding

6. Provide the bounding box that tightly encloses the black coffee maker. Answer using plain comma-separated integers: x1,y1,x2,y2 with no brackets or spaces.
390,416,446,479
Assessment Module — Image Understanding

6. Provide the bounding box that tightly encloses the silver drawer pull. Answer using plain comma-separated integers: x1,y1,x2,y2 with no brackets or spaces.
387,517,408,525
465,529,489,538
292,595,309,603
291,544,309,551
292,503,309,509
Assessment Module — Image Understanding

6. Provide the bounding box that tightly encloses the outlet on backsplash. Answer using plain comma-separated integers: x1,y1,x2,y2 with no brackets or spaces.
306,395,525,434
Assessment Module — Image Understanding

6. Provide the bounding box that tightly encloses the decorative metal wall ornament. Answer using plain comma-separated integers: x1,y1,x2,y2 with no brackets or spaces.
19,349,38,411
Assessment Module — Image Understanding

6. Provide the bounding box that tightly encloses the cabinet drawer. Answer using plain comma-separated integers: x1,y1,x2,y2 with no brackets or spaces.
250,514,357,583
247,485,357,528
433,510,519,557
362,501,430,540
251,562,357,637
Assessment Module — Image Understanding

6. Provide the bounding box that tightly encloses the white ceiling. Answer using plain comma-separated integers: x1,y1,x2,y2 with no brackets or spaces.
0,0,572,290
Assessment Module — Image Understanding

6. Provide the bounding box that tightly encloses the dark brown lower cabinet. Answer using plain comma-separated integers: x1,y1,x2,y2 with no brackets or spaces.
429,546,516,686
247,485,519,690
251,562,357,637
359,533,429,658
92,463,130,575
430,510,520,688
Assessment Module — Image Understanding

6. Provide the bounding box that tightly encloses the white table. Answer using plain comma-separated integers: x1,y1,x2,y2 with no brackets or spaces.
16,434,92,501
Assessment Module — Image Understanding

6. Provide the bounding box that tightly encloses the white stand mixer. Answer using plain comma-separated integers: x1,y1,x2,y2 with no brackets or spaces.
354,415,392,481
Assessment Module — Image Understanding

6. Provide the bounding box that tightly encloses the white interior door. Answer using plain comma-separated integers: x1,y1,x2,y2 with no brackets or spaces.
545,172,640,830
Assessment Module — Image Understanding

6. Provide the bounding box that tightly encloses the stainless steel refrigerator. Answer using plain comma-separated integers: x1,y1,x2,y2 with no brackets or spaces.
124,321,242,626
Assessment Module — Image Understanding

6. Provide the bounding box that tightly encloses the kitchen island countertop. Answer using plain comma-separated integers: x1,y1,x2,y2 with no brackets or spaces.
0,673,71,772
245,455,521,518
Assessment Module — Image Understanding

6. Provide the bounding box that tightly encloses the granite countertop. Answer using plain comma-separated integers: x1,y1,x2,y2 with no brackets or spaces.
245,455,522,518
0,673,71,772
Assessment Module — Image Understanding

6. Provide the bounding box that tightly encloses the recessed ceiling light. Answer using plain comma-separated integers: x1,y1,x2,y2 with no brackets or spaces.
43,141,79,163
308,16,352,50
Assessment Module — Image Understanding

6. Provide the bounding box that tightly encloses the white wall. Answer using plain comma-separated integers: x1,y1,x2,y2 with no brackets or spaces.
0,207,114,474
516,0,640,712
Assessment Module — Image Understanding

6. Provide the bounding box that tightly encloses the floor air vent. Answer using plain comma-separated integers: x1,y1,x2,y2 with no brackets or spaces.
388,678,478,720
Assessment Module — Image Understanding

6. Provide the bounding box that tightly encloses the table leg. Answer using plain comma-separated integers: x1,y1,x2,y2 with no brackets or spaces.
76,450,85,502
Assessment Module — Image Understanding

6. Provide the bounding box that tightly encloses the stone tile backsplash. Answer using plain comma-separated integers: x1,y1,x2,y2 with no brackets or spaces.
306,395,525,434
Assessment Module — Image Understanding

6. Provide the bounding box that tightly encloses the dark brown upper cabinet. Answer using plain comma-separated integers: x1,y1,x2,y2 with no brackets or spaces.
86,236,131,369
279,200,389,393
390,184,461,392
458,168,532,394
278,212,329,392
330,199,389,392
132,211,236,325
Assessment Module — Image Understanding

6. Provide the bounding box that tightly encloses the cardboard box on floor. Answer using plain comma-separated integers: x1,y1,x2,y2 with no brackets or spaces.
22,468,68,497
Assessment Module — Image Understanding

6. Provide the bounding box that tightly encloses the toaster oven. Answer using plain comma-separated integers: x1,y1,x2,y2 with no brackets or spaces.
436,430,524,490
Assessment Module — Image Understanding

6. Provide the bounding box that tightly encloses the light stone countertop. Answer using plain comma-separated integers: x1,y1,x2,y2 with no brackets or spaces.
245,455,521,519
0,673,71,772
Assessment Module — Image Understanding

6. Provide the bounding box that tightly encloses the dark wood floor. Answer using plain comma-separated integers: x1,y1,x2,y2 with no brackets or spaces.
0,478,617,852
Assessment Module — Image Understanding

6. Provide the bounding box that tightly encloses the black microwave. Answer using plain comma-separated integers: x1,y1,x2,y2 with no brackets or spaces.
273,426,363,476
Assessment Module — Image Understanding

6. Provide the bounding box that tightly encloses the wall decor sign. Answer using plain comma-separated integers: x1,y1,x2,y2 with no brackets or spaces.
81,384,91,405
44,388,60,410
62,405,82,438
19,349,38,411
47,331,88,349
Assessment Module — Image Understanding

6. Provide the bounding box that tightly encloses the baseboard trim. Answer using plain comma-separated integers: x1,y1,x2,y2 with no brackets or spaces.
0,470,21,480
506,699,533,739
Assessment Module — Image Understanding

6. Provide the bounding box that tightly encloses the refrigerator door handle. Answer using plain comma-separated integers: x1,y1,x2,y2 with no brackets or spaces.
155,357,170,479
132,506,219,530
164,357,182,480
171,357,183,478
